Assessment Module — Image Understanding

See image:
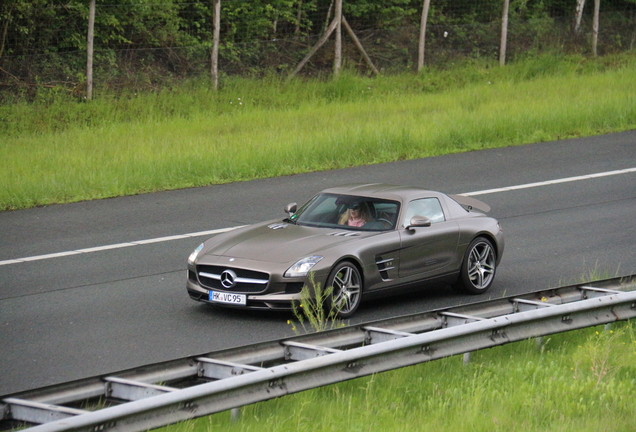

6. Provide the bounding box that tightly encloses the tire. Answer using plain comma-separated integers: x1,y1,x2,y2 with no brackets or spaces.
325,261,362,318
454,237,496,294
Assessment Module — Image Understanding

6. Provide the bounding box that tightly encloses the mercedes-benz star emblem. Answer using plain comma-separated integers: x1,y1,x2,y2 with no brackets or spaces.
220,269,237,289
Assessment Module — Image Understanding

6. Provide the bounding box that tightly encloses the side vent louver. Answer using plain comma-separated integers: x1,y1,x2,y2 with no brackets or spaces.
375,256,396,281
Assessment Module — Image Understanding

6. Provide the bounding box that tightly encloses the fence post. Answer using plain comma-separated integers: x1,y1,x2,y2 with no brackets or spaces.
574,0,586,33
86,0,96,100
592,0,600,56
342,16,379,75
211,0,221,91
417,0,431,72
499,0,509,66
334,0,342,77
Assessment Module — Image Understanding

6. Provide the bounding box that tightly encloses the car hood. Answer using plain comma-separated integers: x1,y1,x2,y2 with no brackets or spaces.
200,221,371,263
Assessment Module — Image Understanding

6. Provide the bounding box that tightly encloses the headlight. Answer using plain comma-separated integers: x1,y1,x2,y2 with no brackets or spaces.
284,255,324,278
188,243,204,264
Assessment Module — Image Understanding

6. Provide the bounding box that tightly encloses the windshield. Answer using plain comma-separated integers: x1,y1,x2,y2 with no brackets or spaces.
291,193,400,231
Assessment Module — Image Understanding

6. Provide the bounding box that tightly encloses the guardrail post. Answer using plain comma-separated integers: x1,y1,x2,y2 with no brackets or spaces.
230,407,241,422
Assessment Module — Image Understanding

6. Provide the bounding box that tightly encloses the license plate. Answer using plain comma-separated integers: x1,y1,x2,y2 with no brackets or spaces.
210,291,246,305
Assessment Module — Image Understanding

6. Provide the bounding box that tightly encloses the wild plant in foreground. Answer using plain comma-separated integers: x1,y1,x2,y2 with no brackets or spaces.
288,273,346,334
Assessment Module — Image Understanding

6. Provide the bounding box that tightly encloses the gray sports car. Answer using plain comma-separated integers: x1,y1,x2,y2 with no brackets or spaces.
187,184,504,318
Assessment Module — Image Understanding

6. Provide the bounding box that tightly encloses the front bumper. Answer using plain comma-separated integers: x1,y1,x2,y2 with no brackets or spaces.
186,283,302,311
186,259,330,311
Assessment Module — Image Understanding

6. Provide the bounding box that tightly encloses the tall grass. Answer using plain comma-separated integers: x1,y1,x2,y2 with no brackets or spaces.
157,323,636,432
1,53,636,210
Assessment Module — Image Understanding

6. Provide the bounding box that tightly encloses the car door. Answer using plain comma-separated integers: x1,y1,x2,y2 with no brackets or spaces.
398,198,460,278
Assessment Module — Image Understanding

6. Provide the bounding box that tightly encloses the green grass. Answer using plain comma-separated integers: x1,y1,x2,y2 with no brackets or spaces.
1,53,636,211
156,323,636,432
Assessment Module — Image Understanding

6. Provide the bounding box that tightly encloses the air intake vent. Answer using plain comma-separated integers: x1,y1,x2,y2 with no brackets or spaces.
375,256,396,281
329,232,360,237
268,223,288,230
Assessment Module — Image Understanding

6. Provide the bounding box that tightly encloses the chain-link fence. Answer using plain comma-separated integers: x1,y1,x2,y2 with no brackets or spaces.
1,0,635,98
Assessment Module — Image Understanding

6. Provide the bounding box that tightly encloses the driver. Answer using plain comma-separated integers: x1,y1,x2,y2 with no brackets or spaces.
338,202,372,227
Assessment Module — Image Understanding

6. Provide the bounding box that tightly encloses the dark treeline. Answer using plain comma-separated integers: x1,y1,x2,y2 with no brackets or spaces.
1,0,635,98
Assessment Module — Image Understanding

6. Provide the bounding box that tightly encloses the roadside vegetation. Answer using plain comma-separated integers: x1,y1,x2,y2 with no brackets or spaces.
288,274,346,334
156,322,636,432
1,52,636,211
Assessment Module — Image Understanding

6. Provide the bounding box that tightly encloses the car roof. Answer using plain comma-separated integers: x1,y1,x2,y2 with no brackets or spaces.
319,183,444,203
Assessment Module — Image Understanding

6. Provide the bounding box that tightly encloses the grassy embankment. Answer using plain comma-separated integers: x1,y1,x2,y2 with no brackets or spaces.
157,322,636,432
1,53,636,211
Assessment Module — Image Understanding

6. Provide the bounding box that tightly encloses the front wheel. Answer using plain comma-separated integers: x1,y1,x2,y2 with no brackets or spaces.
454,237,496,294
325,262,362,318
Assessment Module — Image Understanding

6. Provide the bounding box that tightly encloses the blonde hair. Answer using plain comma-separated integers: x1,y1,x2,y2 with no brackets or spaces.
338,202,372,225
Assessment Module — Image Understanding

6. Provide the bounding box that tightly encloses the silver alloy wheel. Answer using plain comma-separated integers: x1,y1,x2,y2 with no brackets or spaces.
453,237,497,295
328,262,362,318
467,240,495,289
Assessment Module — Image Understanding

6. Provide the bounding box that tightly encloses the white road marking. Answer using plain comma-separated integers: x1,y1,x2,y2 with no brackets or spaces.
461,167,636,196
0,227,242,266
1,167,634,266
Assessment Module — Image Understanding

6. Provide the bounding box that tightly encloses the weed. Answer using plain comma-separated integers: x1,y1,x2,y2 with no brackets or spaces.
288,273,346,334
572,327,626,386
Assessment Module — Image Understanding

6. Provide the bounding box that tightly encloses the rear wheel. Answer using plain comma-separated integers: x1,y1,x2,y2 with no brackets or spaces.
325,262,362,318
454,237,496,294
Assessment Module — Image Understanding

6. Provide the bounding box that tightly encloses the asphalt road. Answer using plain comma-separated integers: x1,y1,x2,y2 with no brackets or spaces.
1,131,635,396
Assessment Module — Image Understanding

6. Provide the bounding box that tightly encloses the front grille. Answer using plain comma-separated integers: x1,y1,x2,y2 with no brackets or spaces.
196,265,269,293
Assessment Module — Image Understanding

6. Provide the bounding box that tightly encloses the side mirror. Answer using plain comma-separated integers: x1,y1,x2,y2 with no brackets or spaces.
284,203,297,216
406,215,431,230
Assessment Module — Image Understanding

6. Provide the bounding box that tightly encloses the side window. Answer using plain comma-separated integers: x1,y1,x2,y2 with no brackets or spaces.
403,198,445,225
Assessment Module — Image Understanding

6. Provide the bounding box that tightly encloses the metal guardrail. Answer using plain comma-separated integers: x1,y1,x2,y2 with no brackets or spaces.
2,275,636,432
